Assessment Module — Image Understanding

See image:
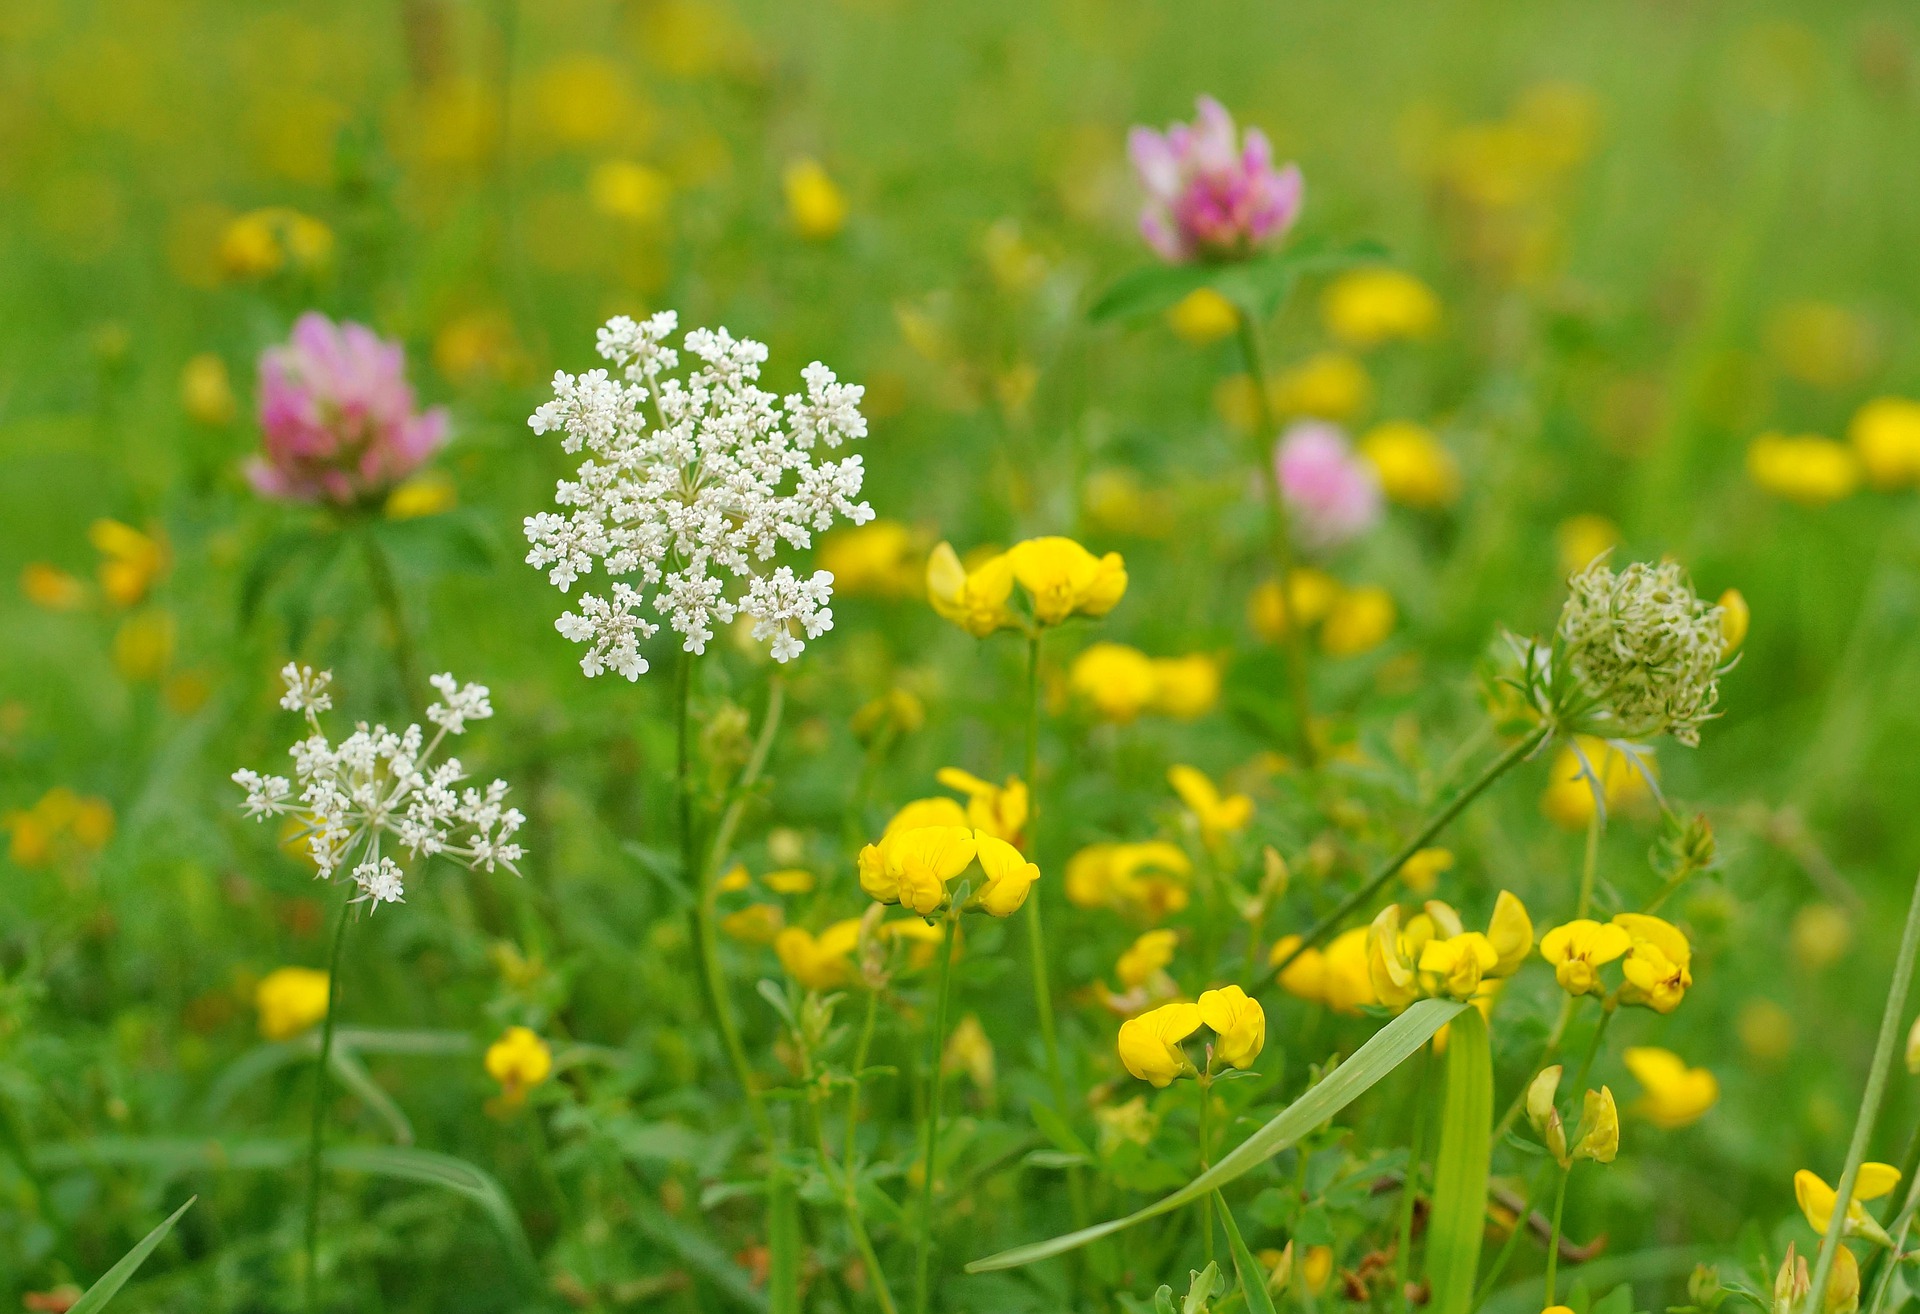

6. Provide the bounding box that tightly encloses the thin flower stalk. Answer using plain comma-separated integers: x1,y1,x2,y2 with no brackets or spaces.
303,889,352,1314
916,894,965,1314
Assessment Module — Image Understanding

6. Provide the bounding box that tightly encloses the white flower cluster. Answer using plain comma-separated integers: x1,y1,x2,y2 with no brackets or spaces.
524,311,872,679
232,664,525,911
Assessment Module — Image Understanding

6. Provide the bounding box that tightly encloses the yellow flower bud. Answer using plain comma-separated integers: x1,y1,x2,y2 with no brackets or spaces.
1572,1086,1619,1163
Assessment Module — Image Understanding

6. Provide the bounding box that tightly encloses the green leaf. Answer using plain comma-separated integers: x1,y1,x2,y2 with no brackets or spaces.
1425,1007,1492,1314
1480,1249,1710,1314
328,1047,413,1145
767,1166,802,1314
633,1192,771,1312
1217,1193,1280,1314
1030,1101,1093,1158
1088,263,1221,323
324,1145,534,1270
1088,237,1393,325
966,998,1464,1273
69,1195,195,1313
1184,1263,1225,1314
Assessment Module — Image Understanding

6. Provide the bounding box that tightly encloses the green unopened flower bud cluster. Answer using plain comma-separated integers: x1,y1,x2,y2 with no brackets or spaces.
1556,559,1726,747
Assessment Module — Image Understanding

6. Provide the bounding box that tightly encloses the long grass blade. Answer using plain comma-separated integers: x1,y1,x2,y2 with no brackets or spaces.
1217,1191,1279,1314
69,1195,196,1313
1425,1007,1491,1314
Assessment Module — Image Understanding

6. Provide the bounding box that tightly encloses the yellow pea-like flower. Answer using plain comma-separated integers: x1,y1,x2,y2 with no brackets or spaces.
883,797,971,836
926,542,1017,637
1069,642,1159,723
1622,1047,1718,1129
1796,1163,1902,1244
1613,912,1692,1014
1367,905,1424,1010
857,825,977,916
1487,891,1535,975
256,966,330,1041
1539,919,1632,997
1398,846,1454,894
1417,932,1498,1001
90,518,167,608
1149,654,1222,720
1359,420,1460,509
774,918,864,990
1064,841,1191,918
1718,588,1750,656
1117,1000,1202,1087
935,767,1028,843
970,831,1040,917
485,1026,554,1107
1849,396,1920,490
1005,536,1128,625
1168,764,1254,848
1116,929,1179,989
1197,984,1266,1070
1270,934,1327,1004
1321,267,1441,348
1571,1085,1618,1164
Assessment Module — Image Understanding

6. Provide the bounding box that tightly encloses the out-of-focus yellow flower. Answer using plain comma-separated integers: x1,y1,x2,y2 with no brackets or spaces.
1151,655,1221,720
821,520,922,597
926,542,1017,637
774,919,863,989
1197,984,1266,1069
720,903,784,943
1259,1243,1295,1296
434,310,523,385
1270,351,1371,421
112,609,175,682
180,354,236,426
589,160,671,223
1301,1244,1333,1295
1277,926,1377,1014
1539,919,1631,997
784,157,847,240
1623,1047,1718,1129
1069,642,1158,722
943,1014,996,1092
1320,585,1395,657
20,563,85,611
256,966,330,1040
1082,468,1176,539
1094,1095,1156,1153
1540,737,1654,831
485,1026,554,1107
1556,514,1620,577
1614,912,1692,1014
1572,1086,1619,1163
1248,567,1342,641
219,207,333,280
1790,904,1853,974
883,797,970,836
717,864,752,893
1322,268,1441,348
1738,998,1794,1063
385,471,458,520
1168,764,1253,848
1065,841,1191,919
1399,847,1455,895
90,519,166,607
763,868,816,895
1117,1000,1202,1087
851,688,926,747
1796,1163,1902,1244
531,55,631,146
1765,301,1875,390
981,219,1048,295
1359,421,1460,508
1849,397,1920,490
934,768,1027,843
1166,287,1240,345
1116,929,1178,990
1006,537,1128,625
1719,588,1750,656
1747,433,1861,506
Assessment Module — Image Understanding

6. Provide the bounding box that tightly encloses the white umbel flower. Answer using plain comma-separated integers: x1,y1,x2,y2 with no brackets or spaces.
233,664,526,911
524,311,873,678
1554,559,1726,747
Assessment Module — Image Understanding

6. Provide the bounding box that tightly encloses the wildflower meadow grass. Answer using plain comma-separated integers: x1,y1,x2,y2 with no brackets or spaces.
5,2,1920,1312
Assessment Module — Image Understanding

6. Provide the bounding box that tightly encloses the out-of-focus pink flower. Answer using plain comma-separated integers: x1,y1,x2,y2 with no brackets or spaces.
1275,421,1381,549
1128,96,1304,264
251,312,449,505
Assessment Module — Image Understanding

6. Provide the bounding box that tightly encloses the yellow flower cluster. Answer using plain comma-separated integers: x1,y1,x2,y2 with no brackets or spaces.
1248,569,1397,657
1539,736,1655,831
1367,891,1533,1007
255,966,330,1040
1117,985,1266,1087
485,1026,554,1108
1539,912,1692,1013
857,826,1039,918
1067,644,1219,723
1321,268,1441,349
4,787,114,869
1526,1065,1618,1167
784,157,848,240
819,519,924,598
1167,765,1253,849
219,207,333,280
1359,421,1460,508
1065,841,1192,919
1269,927,1378,1014
927,536,1126,638
1850,397,1920,489
1747,432,1861,506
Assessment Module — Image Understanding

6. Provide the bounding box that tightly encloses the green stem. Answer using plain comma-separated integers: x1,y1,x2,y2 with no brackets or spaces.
356,527,422,705
845,984,882,1168
1233,306,1316,767
1476,1164,1552,1304
1860,1126,1920,1313
1543,1167,1572,1307
1566,1006,1614,1098
807,1003,899,1314
1807,866,1920,1314
1199,1073,1215,1266
1268,725,1549,984
915,907,962,1314
304,888,354,1314
1393,1047,1432,1286
1493,995,1578,1140
1022,632,1067,1114
1576,809,1601,921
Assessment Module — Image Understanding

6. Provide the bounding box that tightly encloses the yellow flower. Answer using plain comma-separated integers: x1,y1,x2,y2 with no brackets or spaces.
1301,1244,1333,1295
1555,514,1620,578
1796,1163,1902,1244
1168,764,1253,847
851,688,926,747
774,919,864,990
1319,586,1395,657
1487,890,1536,974
485,1026,554,1106
1719,588,1750,656
1791,904,1853,974
1539,919,1631,997
784,157,848,240
434,310,523,385
1738,998,1794,1063
970,832,1040,917
1247,567,1342,641
1417,932,1498,1001
219,207,333,280
255,966,330,1040
179,353,235,426
1747,433,1860,506
762,868,816,895
588,160,671,223
1271,351,1371,421
1572,1086,1618,1163
1623,1047,1718,1129
1069,643,1158,722
858,826,977,916
1166,287,1240,345
926,542,1017,637
20,563,86,611
1116,929,1178,989
1150,655,1221,720
1198,984,1266,1069
530,55,631,144
1374,891,1530,1007
820,520,923,597
1614,913,1692,1013
1849,397,1920,490
942,1014,996,1091
1064,841,1192,918
883,797,971,836
1831,1244,1862,1314
717,864,752,893
1540,737,1654,831
90,519,166,607
1322,268,1441,348
934,768,1028,843
720,903,784,943
1359,421,1460,508
1117,1000,1202,1087
1006,537,1128,625
385,471,458,520
113,609,175,682
1398,847,1455,895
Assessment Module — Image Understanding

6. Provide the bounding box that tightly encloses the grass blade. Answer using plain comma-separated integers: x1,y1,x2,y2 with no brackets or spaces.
1425,1007,1492,1314
1217,1191,1279,1314
768,1166,801,1314
69,1195,196,1313
967,998,1464,1273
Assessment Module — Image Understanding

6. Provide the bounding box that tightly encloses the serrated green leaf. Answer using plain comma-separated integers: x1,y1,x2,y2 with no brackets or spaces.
1218,1193,1280,1314
1425,1007,1491,1314
966,998,1464,1273
69,1195,195,1313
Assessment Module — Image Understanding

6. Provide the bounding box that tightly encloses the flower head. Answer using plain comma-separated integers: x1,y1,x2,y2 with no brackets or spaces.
1065,841,1192,919
856,826,1039,919
1796,1164,1902,1245
1623,1047,1718,1129
927,543,1018,637
1369,892,1532,1009
1197,984,1266,1069
256,966,330,1040
1168,764,1253,848
1555,559,1728,746
1128,97,1304,263
1321,268,1441,348
253,312,449,506
1614,912,1692,1013
1117,1001,1202,1087
775,919,864,990
1005,537,1128,625
1275,422,1383,550
485,1026,553,1107
1539,919,1631,997
525,312,870,676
